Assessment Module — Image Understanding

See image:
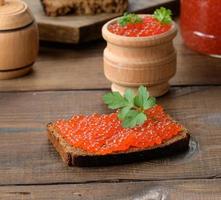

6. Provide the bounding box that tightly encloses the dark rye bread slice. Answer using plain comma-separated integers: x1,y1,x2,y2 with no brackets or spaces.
41,0,128,17
47,123,190,167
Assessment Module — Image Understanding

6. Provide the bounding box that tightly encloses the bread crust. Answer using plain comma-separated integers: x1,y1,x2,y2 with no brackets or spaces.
47,123,190,167
41,0,129,17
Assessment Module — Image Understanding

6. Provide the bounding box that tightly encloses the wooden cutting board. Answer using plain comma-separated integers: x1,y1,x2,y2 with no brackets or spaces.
24,0,178,44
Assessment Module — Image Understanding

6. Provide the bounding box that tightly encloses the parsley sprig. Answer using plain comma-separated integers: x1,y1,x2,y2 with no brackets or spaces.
103,86,157,128
153,7,172,24
118,13,143,27
118,7,172,27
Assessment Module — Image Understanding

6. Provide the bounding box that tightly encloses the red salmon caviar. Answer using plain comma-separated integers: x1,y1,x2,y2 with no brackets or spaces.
55,105,183,155
181,0,221,56
108,16,172,37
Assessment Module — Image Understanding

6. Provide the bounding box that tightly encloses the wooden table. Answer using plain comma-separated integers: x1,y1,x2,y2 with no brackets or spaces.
0,21,221,199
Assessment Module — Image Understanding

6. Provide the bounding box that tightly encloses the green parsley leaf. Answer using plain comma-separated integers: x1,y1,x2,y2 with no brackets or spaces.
123,111,147,128
103,86,157,128
118,106,131,120
103,91,127,109
134,85,150,109
143,96,156,110
118,13,143,27
124,89,134,105
153,7,172,24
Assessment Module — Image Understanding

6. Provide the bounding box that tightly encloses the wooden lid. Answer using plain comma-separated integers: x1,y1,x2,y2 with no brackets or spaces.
0,0,34,31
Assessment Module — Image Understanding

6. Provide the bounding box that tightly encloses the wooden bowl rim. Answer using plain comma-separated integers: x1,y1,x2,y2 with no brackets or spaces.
102,14,177,43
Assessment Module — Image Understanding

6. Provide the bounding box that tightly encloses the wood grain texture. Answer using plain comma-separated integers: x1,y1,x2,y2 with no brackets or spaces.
0,179,221,200
24,0,178,43
0,0,4,6
0,23,38,70
0,30,220,91
0,86,220,185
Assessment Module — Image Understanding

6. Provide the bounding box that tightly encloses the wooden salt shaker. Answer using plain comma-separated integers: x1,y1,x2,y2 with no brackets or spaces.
0,0,38,80
102,15,177,97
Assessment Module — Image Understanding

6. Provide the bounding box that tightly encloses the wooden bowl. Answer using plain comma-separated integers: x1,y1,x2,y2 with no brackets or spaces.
0,0,38,80
102,15,177,97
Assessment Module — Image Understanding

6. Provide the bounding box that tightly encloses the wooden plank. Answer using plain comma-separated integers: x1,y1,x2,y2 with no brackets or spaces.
0,30,220,92
24,0,179,43
0,86,220,185
0,179,221,200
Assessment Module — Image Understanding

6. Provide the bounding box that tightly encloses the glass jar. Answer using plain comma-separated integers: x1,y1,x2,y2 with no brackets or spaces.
180,0,221,57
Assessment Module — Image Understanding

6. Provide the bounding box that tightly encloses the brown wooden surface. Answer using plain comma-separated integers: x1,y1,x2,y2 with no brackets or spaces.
0,87,221,186
1,179,221,200
0,31,220,92
0,1,221,198
24,0,178,43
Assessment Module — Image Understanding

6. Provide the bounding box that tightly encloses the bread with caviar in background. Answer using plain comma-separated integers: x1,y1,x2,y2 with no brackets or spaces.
41,0,128,17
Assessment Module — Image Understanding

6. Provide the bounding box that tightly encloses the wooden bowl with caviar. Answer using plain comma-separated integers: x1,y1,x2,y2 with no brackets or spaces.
102,8,177,97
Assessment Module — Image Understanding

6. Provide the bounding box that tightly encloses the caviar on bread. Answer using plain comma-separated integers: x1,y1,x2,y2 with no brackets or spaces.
47,86,190,167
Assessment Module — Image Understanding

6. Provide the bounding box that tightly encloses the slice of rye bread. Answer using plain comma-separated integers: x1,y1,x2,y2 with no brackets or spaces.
47,123,190,167
41,0,128,17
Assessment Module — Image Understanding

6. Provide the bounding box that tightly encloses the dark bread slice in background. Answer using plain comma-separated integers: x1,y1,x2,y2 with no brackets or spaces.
41,0,128,17
47,123,190,167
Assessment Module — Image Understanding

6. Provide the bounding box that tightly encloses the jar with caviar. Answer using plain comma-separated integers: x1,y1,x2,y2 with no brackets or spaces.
180,0,221,57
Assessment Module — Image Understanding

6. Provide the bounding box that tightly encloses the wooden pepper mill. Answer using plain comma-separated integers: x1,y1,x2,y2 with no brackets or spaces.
0,0,38,80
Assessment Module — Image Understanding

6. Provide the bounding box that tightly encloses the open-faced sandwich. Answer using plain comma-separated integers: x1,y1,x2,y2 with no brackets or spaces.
47,86,190,167
41,0,128,17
